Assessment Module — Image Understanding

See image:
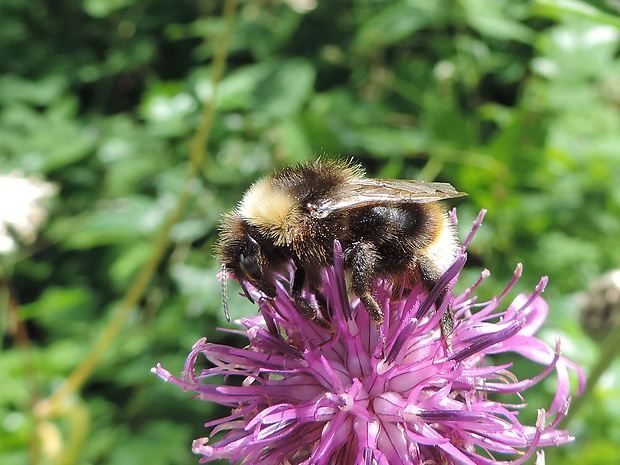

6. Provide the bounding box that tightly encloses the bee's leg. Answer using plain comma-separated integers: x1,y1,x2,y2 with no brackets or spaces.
439,293,454,338
345,241,383,326
315,293,330,322
419,262,454,346
305,270,330,322
292,265,332,330
238,280,255,304
291,265,312,318
310,283,335,345
439,304,454,352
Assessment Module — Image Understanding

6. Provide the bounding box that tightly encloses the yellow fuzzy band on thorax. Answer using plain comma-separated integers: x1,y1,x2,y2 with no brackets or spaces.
238,178,300,245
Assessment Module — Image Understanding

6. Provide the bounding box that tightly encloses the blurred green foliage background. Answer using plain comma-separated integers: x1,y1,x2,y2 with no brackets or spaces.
2,0,620,463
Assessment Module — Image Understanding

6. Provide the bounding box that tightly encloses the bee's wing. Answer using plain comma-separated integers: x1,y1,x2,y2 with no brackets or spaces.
314,178,466,217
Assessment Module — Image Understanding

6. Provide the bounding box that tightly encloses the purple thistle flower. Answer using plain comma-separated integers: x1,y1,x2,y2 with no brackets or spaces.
152,210,585,464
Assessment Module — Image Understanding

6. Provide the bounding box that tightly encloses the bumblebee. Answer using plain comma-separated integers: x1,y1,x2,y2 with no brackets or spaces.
217,160,465,331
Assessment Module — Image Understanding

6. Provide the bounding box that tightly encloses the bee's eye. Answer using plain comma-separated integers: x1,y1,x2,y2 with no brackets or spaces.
239,252,261,281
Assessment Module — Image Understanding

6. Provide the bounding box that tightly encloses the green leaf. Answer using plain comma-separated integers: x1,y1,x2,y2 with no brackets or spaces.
0,102,95,173
464,0,535,42
214,58,316,120
19,287,94,320
83,0,137,18
353,0,437,51
48,197,158,249
0,74,68,105
353,127,426,157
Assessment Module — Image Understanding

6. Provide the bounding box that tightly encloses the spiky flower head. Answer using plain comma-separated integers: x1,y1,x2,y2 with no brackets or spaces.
153,210,585,464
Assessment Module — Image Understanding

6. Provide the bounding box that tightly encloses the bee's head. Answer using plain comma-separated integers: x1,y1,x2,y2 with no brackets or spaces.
217,214,278,300
235,234,265,286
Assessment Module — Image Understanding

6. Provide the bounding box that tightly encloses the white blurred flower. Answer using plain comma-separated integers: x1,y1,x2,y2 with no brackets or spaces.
284,0,317,13
0,172,57,254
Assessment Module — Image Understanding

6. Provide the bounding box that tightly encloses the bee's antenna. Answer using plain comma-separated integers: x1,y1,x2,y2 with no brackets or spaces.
221,264,230,322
